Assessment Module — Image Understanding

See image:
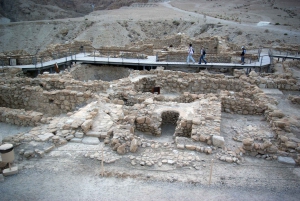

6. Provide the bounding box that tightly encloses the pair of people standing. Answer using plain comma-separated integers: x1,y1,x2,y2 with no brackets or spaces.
186,44,207,64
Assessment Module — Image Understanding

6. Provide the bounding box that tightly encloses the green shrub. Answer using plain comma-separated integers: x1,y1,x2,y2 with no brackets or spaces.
173,20,180,26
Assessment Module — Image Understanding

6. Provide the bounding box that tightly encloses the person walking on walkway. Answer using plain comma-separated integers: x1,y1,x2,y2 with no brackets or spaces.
241,46,246,65
198,46,207,64
187,44,195,64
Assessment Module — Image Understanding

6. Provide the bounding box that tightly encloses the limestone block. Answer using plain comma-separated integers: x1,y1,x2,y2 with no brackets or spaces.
145,117,151,124
75,132,84,138
65,134,74,141
177,144,185,149
130,139,138,153
117,144,126,155
205,147,212,154
144,98,153,105
111,138,120,145
280,136,288,142
253,143,260,150
274,120,286,129
225,157,233,163
212,135,225,148
285,141,297,149
185,145,196,150
269,110,285,118
81,119,93,133
38,133,54,142
191,135,199,141
267,145,278,153
31,113,43,122
136,117,145,124
263,140,272,148
24,150,35,158
242,138,254,146
278,156,296,165
82,137,100,145
70,138,83,143
71,119,84,128
199,134,209,142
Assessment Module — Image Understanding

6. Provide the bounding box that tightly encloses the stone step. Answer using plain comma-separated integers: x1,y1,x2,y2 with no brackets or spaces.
86,131,108,138
82,137,100,145
278,156,295,165
70,138,83,143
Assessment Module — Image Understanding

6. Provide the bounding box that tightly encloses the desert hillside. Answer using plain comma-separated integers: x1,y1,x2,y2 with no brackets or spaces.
0,0,148,21
0,0,299,56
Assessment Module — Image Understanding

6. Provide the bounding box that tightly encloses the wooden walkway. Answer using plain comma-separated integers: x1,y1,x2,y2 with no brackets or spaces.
5,53,271,71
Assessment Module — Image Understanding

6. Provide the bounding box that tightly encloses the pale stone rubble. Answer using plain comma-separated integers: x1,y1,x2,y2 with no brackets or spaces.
0,62,300,170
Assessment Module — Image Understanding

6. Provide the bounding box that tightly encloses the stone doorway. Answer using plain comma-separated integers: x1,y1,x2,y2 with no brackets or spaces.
161,111,179,138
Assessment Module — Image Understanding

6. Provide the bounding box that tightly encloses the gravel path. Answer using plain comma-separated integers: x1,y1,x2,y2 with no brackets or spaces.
1,162,299,201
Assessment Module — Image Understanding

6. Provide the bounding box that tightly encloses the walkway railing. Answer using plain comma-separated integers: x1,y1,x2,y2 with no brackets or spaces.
0,48,277,72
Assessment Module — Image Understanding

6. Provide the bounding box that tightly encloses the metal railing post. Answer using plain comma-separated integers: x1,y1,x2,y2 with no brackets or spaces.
260,55,263,67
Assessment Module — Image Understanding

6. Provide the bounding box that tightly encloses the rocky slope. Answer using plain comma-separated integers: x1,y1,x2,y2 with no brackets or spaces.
0,0,148,22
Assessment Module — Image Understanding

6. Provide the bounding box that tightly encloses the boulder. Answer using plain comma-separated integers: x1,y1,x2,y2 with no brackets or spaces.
130,139,138,153
81,119,93,133
212,135,225,148
285,141,297,149
242,138,254,146
136,117,145,124
117,144,126,155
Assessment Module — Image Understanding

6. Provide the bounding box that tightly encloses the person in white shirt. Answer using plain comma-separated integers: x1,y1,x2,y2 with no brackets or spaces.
187,44,195,64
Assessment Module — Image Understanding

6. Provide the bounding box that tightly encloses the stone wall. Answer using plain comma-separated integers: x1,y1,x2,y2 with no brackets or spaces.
220,86,275,115
137,70,245,94
0,107,43,126
238,71,299,91
0,72,97,115
70,65,131,82
0,84,93,115
288,95,300,104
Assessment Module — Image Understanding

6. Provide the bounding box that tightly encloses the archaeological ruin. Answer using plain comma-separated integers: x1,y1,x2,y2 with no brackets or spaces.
0,33,300,178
